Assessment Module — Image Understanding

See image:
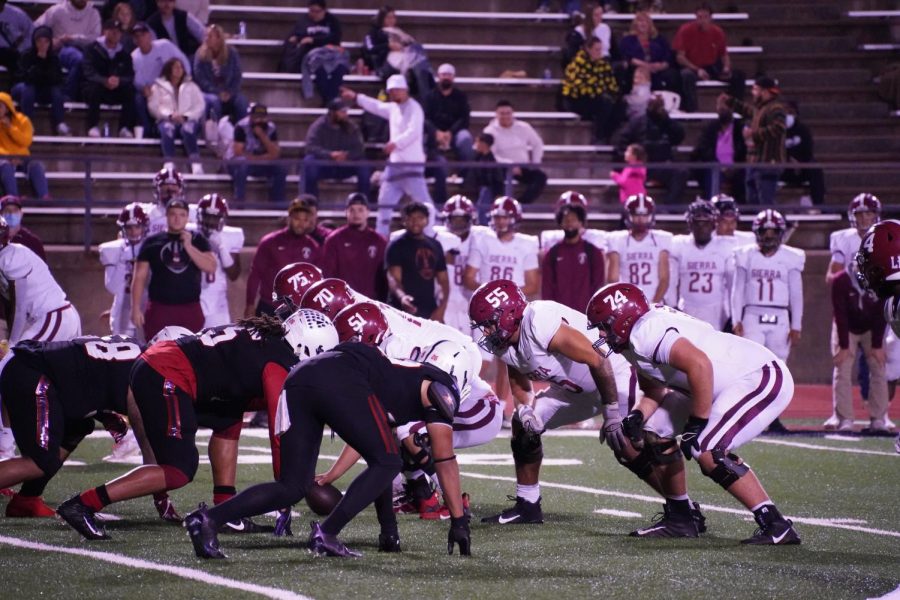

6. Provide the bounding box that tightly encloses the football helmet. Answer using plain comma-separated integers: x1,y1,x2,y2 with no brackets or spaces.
710,194,739,219
855,219,900,299
197,193,229,236
624,194,656,232
685,199,718,225
300,278,356,321
441,195,475,236
585,283,650,354
847,193,881,231
153,167,185,205
468,279,527,353
116,202,150,244
148,325,193,345
489,196,521,236
421,340,472,403
752,209,786,254
556,190,588,211
333,302,389,346
0,215,9,246
282,308,339,360
272,262,324,319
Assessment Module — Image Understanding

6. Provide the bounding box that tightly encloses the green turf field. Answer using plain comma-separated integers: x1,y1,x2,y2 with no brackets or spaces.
1,429,897,600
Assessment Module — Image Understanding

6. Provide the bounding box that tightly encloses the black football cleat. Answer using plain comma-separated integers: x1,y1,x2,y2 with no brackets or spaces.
57,495,110,540
184,503,227,559
377,531,402,553
481,495,543,524
306,521,361,557
741,518,801,545
691,501,708,534
630,505,699,538
219,517,274,534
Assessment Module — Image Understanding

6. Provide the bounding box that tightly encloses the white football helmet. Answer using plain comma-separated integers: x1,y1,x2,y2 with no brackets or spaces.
420,340,472,403
148,325,193,345
283,308,339,360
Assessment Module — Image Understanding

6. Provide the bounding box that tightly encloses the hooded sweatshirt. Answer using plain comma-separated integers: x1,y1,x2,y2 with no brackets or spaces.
16,26,64,87
33,0,101,47
0,92,33,156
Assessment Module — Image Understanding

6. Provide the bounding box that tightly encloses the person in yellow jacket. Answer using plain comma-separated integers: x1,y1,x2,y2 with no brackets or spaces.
561,36,622,143
0,92,49,200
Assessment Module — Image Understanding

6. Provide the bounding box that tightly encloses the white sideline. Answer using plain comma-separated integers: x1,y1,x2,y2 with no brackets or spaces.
0,535,310,600
460,472,900,539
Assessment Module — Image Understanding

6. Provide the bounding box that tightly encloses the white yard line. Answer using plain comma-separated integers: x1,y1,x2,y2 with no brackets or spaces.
0,535,311,600
754,438,898,457
461,472,900,539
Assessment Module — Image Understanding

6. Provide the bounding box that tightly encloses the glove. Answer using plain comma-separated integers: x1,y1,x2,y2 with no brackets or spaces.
153,492,182,522
679,416,709,461
274,506,293,537
599,404,627,454
447,515,471,556
96,410,129,444
516,405,545,437
622,409,645,449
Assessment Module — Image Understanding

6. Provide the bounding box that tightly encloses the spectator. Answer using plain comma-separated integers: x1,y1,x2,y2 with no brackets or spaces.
82,18,137,139
244,197,321,317
279,0,341,73
721,76,787,205
34,0,102,101
690,93,746,201
483,100,547,204
624,66,652,120
0,0,33,74
178,0,208,24
565,4,612,67
672,2,745,113
12,26,71,136
112,2,138,53
293,194,333,245
586,4,612,58
423,120,448,204
321,192,388,300
147,0,204,61
613,94,686,204
229,103,287,204
541,201,605,312
423,63,475,166
302,97,370,199
342,74,436,236
148,57,205,173
361,5,392,76
463,132,505,224
561,36,621,143
381,23,433,100
617,11,679,93
131,196,216,341
300,42,350,106
781,100,825,207
610,143,647,204
0,93,49,200
385,202,448,319
193,24,248,124
0,195,44,259
131,21,191,137
101,0,155,22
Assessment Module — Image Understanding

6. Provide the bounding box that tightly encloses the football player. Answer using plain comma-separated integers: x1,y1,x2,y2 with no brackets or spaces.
271,261,323,321
731,209,805,364
185,314,471,559
537,191,606,257
828,193,881,285
146,167,187,236
669,200,735,331
100,203,150,339
193,194,244,328
587,283,801,544
711,194,755,244
606,194,672,304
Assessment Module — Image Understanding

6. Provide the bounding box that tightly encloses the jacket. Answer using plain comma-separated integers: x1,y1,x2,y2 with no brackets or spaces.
148,8,200,58
147,77,205,122
561,49,619,100
0,92,33,156
82,38,135,89
16,27,64,87
193,47,243,96
727,95,787,164
304,113,364,159
691,118,747,164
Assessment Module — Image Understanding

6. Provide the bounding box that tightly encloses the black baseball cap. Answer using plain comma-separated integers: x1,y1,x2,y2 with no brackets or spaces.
166,197,189,211
131,21,150,34
346,192,368,207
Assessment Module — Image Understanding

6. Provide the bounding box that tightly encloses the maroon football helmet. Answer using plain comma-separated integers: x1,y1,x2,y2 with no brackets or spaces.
489,196,521,235
624,194,656,232
556,190,588,211
441,194,475,236
585,283,650,354
333,302,389,346
197,193,229,235
272,262,323,319
300,278,356,321
116,202,150,244
153,167,185,205
468,279,527,352
752,209,787,254
847,193,881,231
856,219,900,299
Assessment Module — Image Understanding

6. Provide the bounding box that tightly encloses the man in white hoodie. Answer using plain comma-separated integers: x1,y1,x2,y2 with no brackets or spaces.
34,0,101,101
483,100,547,204
341,75,436,237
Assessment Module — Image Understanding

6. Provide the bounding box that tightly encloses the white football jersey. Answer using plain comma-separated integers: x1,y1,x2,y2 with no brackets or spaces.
670,234,736,330
733,244,805,310
466,230,539,288
0,242,70,332
99,238,144,336
146,202,199,236
606,229,673,300
715,230,756,245
434,225,490,333
829,227,862,269
623,306,777,397
184,224,244,323
539,229,607,254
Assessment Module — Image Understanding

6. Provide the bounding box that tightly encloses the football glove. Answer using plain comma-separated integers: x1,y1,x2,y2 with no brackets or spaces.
622,409,645,448
680,416,709,460
274,506,293,537
153,492,182,522
447,515,471,556
516,404,545,437
599,404,627,454
96,410,129,443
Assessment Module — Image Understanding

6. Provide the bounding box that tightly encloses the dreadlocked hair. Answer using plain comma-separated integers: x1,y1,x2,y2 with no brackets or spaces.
237,315,285,339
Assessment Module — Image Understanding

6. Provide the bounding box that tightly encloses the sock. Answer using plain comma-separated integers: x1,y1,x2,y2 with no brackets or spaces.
665,496,692,516
0,426,15,455
213,485,237,506
80,485,111,512
516,483,540,503
752,503,781,526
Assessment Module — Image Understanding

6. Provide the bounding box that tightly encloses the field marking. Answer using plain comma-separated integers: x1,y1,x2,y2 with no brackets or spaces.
0,535,311,600
461,472,900,539
755,438,898,457
594,508,642,518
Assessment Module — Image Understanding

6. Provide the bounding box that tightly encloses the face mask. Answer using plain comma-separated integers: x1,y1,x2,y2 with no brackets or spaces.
563,228,580,239
785,115,796,129
2,213,21,228
439,79,453,90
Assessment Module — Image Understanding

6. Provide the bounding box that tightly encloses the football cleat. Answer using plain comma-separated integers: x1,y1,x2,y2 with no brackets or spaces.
481,495,543,524
103,429,142,462
184,503,227,559
630,505,699,538
5,494,56,518
154,493,183,523
306,521,361,557
418,490,451,520
378,531,402,553
219,517,274,534
741,518,801,545
691,501,707,534
57,495,110,540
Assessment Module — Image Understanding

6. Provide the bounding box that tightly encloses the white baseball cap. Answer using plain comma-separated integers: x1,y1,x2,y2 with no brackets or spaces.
386,74,408,91
437,63,455,76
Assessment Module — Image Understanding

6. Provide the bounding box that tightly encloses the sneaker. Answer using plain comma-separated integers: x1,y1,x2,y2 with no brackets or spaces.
691,501,707,534
103,429,141,462
740,518,801,545
481,495,543,524
377,531,401,553
5,493,56,518
57,495,109,540
418,490,450,520
191,162,204,175
629,505,699,538
885,416,897,431
219,516,273,534
869,418,890,433
87,127,101,138
765,418,790,434
184,503,226,558
306,521,361,557
837,418,855,432
154,493,182,523
56,122,72,136
822,414,840,430
119,127,134,139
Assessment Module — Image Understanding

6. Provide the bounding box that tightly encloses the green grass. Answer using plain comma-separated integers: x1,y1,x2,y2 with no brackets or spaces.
1,431,898,600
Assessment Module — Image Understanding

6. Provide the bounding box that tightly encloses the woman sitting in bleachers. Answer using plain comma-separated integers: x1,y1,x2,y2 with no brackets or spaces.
148,57,206,174
363,6,433,99
193,24,248,124
617,11,679,94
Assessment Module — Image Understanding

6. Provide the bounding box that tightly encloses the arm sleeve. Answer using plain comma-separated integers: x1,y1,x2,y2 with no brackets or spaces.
731,261,747,326
828,232,845,265
304,118,331,158
321,233,338,277
450,93,470,133
186,14,206,42
831,274,850,349
245,244,266,306
592,246,606,289
8,280,28,344
526,123,544,164
788,267,803,331
540,249,557,302
466,236,483,270
262,362,290,479
81,47,106,85
356,93,393,120
225,50,242,96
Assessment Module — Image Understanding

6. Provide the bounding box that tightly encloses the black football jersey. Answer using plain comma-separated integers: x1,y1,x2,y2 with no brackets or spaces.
11,335,140,419
176,324,298,402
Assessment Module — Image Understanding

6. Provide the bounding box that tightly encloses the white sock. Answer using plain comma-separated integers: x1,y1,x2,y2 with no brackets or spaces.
750,501,773,513
0,426,16,456
516,483,541,503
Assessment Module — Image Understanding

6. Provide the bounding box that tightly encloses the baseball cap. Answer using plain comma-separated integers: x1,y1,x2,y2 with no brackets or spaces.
165,197,189,211
248,102,269,117
327,97,349,112
386,74,408,91
755,76,780,94
102,18,121,31
131,21,150,34
345,192,369,208
0,195,22,210
437,63,455,76
288,195,317,215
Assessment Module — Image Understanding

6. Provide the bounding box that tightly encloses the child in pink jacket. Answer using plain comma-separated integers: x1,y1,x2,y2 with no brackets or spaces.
610,143,647,204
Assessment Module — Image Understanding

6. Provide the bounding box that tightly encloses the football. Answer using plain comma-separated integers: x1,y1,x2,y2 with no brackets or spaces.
305,482,343,516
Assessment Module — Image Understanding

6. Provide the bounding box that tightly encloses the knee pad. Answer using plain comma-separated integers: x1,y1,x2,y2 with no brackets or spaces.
510,421,543,465
619,445,654,480
644,431,682,465
401,445,434,476
703,449,749,490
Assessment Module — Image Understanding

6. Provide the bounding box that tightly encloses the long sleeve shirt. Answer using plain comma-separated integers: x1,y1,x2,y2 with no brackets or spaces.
131,39,191,89
321,225,387,300
245,228,321,310
423,87,471,134
304,114,365,159
483,118,544,164
34,0,101,47
831,271,887,349
356,93,426,164
540,239,605,312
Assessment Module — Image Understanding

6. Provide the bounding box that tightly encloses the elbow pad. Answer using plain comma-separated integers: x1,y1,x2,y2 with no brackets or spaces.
425,380,460,425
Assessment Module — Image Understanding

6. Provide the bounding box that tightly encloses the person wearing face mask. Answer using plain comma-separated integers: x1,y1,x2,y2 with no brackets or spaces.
780,100,825,207
0,195,44,259
424,63,474,167
690,93,746,202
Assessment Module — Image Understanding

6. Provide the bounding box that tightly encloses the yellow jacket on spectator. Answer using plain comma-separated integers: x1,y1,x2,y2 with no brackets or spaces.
0,92,34,156
562,49,619,100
